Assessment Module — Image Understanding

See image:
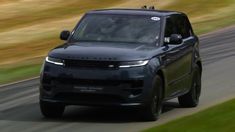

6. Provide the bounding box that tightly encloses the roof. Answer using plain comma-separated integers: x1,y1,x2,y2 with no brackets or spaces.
87,9,183,17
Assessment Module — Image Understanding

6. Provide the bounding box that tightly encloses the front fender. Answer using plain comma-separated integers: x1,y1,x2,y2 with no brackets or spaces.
146,57,161,77
142,57,162,103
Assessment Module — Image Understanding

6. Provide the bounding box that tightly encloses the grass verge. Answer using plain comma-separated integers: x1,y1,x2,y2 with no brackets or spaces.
144,99,235,132
0,63,41,85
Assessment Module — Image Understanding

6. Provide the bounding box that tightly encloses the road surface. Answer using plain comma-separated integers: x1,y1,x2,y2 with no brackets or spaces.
0,26,235,132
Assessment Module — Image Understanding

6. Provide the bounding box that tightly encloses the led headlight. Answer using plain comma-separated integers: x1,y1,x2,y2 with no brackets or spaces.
119,60,149,68
45,56,64,66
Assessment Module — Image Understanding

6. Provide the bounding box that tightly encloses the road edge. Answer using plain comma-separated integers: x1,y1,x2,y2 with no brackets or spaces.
0,76,39,88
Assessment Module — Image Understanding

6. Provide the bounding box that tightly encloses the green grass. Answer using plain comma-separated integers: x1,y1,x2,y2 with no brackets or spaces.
144,99,235,132
193,14,235,34
0,63,42,84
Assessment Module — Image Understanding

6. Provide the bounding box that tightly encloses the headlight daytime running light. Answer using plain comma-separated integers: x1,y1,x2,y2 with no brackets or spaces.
45,56,64,66
119,60,149,68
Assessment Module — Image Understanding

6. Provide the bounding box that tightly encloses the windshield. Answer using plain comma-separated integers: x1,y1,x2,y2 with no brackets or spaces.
70,14,161,44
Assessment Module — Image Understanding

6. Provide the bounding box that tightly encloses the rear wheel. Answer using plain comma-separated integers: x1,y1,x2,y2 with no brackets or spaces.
142,75,163,121
40,100,65,118
178,65,201,107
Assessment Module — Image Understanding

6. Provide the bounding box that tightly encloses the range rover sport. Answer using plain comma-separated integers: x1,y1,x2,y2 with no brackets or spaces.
40,8,202,121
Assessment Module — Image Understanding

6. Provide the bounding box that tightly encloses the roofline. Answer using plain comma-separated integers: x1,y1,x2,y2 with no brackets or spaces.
86,8,184,16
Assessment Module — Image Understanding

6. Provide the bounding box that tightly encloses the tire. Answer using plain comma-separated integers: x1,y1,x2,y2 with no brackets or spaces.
178,65,201,107
142,75,163,121
40,100,65,118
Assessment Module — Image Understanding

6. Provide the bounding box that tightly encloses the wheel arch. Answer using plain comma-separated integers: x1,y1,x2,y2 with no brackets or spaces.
156,69,166,99
196,60,202,75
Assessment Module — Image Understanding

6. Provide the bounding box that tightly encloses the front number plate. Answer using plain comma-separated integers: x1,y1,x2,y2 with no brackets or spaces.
73,86,104,93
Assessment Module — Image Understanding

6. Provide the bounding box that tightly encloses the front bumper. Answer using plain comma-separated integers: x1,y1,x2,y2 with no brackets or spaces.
40,62,155,107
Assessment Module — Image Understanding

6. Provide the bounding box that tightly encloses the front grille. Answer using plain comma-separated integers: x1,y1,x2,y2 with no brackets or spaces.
55,78,143,88
64,59,119,69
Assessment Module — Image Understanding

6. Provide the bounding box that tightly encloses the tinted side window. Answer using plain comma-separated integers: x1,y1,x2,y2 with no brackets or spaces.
164,15,193,39
184,16,193,37
164,17,177,37
177,15,192,39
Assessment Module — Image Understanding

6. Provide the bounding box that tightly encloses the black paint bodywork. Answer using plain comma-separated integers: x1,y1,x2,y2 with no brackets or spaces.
40,9,202,107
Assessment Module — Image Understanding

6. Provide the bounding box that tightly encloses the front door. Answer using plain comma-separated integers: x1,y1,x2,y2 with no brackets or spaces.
163,15,193,98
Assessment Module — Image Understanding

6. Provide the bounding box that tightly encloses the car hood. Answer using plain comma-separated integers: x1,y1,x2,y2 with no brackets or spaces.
48,42,160,61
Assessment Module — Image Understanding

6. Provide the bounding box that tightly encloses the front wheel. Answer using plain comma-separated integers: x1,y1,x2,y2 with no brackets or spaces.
178,65,201,107
40,100,65,118
142,75,163,121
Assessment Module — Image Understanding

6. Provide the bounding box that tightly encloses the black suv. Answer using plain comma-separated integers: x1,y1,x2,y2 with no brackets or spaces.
40,8,202,121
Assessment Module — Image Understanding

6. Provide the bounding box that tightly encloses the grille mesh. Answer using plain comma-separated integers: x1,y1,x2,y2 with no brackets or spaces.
64,59,119,69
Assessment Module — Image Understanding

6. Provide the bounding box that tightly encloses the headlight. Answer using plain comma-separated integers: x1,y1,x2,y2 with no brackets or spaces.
45,56,64,66
119,60,149,68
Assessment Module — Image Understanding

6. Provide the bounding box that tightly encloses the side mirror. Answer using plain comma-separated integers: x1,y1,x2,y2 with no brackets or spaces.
60,30,70,40
169,34,183,44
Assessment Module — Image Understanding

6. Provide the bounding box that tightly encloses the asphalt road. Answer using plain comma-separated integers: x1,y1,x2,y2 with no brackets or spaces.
0,26,235,132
